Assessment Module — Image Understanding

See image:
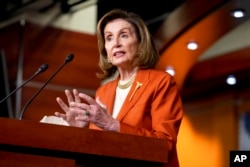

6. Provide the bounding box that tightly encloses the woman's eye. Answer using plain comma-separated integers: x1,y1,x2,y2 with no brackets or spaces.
105,36,112,41
121,33,128,38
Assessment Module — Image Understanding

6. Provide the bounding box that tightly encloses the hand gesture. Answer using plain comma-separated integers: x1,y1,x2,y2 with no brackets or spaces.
69,94,120,132
55,89,89,128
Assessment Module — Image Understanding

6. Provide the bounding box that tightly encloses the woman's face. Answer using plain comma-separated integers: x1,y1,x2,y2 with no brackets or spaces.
104,18,139,68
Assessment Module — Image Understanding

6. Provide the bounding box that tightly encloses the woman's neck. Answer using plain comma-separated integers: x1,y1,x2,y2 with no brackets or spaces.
118,67,139,81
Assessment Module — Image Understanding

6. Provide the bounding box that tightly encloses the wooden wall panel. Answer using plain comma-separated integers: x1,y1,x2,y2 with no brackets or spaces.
0,21,100,120
181,47,250,101
21,22,100,89
21,87,72,121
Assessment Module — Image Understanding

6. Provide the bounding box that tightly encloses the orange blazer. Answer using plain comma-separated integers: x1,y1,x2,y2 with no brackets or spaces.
90,69,183,167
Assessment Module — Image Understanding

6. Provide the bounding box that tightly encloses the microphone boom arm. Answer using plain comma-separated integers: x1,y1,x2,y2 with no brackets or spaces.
0,64,48,104
19,54,74,119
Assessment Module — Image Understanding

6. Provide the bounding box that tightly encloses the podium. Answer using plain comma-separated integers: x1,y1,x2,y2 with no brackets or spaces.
0,117,168,167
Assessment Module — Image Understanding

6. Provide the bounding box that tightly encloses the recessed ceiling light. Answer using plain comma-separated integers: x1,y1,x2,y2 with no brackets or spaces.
226,75,237,85
231,9,245,18
187,41,198,50
165,66,175,76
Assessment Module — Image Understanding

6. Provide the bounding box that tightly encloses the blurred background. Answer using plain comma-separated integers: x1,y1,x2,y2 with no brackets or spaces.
0,0,249,166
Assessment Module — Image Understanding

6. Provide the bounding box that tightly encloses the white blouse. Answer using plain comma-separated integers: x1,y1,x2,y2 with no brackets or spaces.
112,84,131,118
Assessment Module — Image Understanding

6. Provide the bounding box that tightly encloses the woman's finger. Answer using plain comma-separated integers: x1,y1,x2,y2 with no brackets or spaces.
70,101,90,110
65,89,74,104
73,89,81,103
55,111,66,119
79,93,96,105
96,97,107,109
56,97,69,113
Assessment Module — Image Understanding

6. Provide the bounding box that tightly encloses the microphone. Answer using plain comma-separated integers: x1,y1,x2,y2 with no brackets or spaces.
19,53,74,120
0,64,48,104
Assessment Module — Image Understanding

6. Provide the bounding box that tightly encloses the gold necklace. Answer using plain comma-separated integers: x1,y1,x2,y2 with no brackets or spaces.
118,76,135,89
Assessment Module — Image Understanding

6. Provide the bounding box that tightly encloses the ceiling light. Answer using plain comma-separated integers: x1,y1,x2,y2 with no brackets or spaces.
226,75,237,85
231,9,245,18
187,41,198,50
165,66,175,76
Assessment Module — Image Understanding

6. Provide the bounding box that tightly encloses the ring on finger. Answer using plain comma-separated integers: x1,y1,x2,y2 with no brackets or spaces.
84,110,90,116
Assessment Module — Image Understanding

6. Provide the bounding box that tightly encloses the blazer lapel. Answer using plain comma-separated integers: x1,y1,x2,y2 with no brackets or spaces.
103,80,117,116
116,70,150,121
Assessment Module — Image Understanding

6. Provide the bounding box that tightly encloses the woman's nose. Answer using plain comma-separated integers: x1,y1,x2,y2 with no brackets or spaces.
114,38,121,47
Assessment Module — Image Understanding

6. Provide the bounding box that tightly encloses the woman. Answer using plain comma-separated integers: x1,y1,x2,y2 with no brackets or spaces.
55,9,183,167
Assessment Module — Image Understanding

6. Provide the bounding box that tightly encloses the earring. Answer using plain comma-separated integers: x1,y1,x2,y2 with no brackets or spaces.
107,58,111,63
137,51,141,57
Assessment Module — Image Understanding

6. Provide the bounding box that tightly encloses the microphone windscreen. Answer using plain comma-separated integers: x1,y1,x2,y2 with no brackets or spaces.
35,64,49,75
39,64,49,72
65,54,74,63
